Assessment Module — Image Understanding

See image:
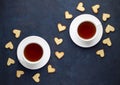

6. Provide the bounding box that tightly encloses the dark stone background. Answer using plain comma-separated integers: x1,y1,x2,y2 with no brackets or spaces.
0,0,120,85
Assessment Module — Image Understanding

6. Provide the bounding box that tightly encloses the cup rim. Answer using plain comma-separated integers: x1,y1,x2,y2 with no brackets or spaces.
72,14,101,42
17,36,51,70
77,21,97,42
23,42,44,64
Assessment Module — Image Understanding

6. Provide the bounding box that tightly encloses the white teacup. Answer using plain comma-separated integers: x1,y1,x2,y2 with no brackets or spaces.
69,14,103,48
17,36,51,70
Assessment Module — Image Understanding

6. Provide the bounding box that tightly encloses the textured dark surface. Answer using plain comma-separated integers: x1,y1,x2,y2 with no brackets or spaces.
0,0,120,85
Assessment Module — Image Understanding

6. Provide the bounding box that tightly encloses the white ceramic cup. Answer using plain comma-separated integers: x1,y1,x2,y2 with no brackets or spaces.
17,36,51,70
69,14,103,48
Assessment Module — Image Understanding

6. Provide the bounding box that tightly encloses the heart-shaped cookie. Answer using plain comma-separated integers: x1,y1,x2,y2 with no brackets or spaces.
5,41,14,50
65,11,73,19
32,73,40,83
55,51,64,59
102,13,111,21
16,70,24,78
57,23,66,32
76,2,85,12
7,57,15,66
102,38,112,46
105,24,115,33
48,64,56,73
92,4,100,14
96,49,105,57
13,29,21,38
54,37,63,45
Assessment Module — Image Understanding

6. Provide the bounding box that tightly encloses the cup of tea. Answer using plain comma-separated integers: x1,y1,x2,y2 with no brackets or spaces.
17,36,51,70
77,21,97,42
69,14,103,48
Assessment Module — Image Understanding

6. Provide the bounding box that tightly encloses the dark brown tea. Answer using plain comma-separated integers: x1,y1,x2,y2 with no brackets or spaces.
24,43,43,62
78,21,96,39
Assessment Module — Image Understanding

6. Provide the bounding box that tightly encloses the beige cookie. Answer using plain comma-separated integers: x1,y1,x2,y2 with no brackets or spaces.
92,4,100,13
32,73,40,83
96,49,105,57
65,11,73,19
7,57,15,66
102,38,112,46
55,51,64,59
13,29,21,38
47,64,56,73
5,41,14,50
105,24,115,33
76,2,85,12
102,13,111,21
16,70,24,78
54,37,63,45
57,23,66,32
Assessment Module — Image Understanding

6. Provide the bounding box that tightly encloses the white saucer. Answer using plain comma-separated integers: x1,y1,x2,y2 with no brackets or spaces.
17,36,51,70
69,14,103,48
